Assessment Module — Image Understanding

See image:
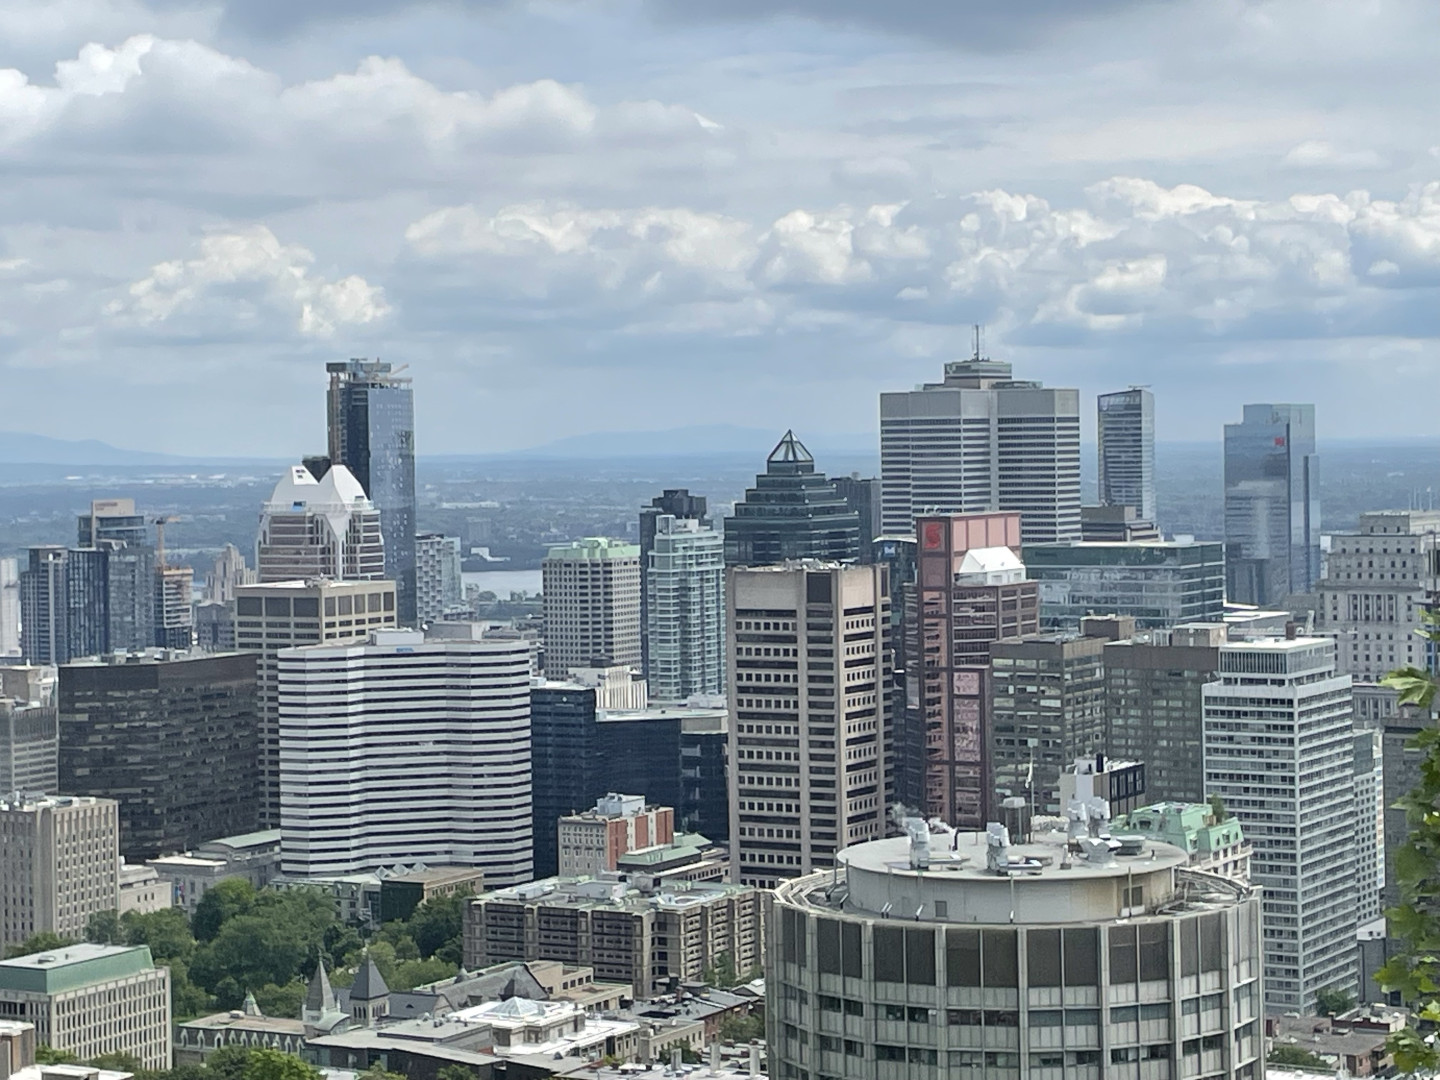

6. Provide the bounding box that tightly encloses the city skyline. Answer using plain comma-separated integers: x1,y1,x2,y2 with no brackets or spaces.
2,3,1440,454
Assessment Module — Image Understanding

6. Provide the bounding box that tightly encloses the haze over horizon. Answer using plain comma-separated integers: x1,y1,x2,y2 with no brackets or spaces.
4,1,1440,454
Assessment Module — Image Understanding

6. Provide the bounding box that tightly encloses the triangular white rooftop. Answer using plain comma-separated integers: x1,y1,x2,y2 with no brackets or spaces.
954,545,1026,584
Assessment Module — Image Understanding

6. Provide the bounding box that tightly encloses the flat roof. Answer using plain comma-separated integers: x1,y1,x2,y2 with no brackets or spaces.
839,831,1190,884
0,945,156,995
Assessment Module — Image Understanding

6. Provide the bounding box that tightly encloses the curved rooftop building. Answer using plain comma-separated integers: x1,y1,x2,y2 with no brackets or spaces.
768,822,1262,1080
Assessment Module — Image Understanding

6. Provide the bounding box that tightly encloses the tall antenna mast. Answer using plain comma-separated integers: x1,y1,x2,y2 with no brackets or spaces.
972,324,982,361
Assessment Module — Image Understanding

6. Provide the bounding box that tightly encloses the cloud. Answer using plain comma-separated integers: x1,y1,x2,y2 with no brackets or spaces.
1283,140,1387,170
398,177,1440,351
107,225,389,337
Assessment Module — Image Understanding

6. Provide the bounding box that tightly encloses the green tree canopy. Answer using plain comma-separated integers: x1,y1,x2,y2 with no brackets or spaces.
193,879,259,942
1314,986,1354,1018
85,909,124,945
1267,1045,1332,1068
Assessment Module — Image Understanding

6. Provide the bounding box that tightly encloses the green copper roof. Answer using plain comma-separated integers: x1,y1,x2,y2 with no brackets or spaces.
0,944,156,995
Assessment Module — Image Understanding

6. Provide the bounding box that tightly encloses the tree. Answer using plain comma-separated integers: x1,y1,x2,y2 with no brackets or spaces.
1315,986,1354,1018
254,979,306,1019
86,909,124,945
393,957,457,991
436,1066,476,1080
1376,612,1440,1072
357,1066,407,1080
123,907,196,964
1267,1045,1332,1069
205,1045,253,1080
703,951,738,988
193,879,258,942
719,1012,764,1043
5,932,74,959
244,1049,322,1080
1208,793,1228,823
36,1047,78,1065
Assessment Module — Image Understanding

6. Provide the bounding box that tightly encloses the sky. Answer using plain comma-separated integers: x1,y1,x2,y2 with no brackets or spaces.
3,0,1440,456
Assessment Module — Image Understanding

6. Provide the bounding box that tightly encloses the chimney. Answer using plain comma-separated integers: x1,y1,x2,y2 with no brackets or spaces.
1285,621,1299,640
709,1042,720,1075
671,1048,681,1072
748,1041,760,1077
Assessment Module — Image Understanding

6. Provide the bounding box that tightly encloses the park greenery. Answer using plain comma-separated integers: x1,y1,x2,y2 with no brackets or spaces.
8,880,473,1023
1266,1044,1332,1070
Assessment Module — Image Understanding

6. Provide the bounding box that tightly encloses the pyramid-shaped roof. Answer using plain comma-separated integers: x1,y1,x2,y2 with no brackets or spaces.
304,960,337,1018
351,955,390,1001
767,430,814,467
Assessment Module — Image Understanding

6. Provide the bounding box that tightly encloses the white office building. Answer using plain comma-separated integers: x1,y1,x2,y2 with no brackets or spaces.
880,356,1081,543
255,464,385,584
727,561,891,888
278,626,532,886
1353,728,1386,929
415,534,464,624
644,515,724,704
233,579,398,827
1203,636,1357,1013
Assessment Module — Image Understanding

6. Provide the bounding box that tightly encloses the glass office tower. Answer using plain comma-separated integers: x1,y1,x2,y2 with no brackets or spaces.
1097,387,1156,525
327,360,417,623
1223,403,1319,607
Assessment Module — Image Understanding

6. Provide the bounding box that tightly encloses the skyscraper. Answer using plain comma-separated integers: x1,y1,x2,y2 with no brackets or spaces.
1103,623,1223,804
831,474,881,562
277,627,532,886
541,538,642,679
639,489,709,676
233,579,398,827
722,431,860,566
1203,635,1356,1012
326,359,417,624
415,534,463,624
905,513,1039,827
76,499,148,549
645,514,725,703
880,355,1082,543
0,557,19,657
205,544,256,605
1097,387,1156,525
58,650,259,860
528,681,600,878
19,547,69,664
727,561,891,888
256,464,385,583
1224,403,1320,606
989,633,1108,815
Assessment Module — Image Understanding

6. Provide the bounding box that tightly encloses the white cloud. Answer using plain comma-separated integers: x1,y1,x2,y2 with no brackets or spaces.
108,225,389,337
1283,140,1386,170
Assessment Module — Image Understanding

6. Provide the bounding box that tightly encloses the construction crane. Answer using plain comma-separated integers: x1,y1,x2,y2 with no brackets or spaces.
153,516,179,569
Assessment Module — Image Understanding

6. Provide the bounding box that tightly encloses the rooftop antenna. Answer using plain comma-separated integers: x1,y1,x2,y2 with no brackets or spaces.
972,324,983,361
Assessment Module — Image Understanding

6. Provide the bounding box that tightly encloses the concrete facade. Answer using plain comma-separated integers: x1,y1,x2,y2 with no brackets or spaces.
727,562,891,888
542,539,642,679
0,796,119,951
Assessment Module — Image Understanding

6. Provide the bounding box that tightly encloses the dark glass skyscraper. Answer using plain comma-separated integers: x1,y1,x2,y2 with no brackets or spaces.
1097,387,1156,525
1224,403,1320,607
529,682,601,878
722,431,860,566
327,360,417,623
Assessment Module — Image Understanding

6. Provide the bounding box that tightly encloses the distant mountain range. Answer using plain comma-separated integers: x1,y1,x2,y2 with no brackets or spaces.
0,431,190,466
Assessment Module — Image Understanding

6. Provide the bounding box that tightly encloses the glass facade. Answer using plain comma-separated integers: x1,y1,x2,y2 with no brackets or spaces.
327,360,417,623
1223,403,1319,607
1024,541,1225,629
1097,388,1156,524
723,431,860,566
